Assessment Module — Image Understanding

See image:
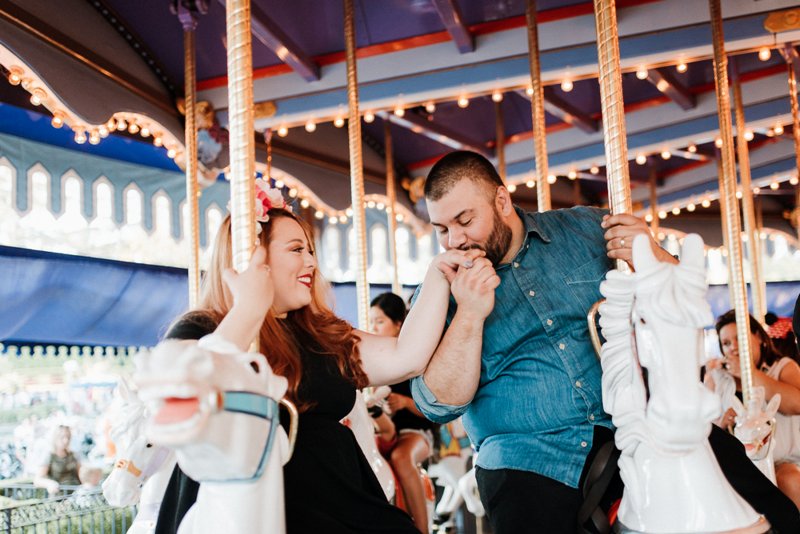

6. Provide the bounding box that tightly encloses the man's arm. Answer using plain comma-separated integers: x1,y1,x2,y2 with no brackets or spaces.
412,257,499,422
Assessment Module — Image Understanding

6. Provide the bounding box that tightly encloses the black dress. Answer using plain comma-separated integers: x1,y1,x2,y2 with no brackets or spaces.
154,316,419,534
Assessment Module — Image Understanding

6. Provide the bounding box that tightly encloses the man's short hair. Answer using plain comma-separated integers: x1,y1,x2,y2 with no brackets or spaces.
424,150,504,201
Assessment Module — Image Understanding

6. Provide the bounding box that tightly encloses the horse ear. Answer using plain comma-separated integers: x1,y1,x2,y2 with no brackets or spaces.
632,234,658,272
680,234,705,269
766,394,781,417
117,377,133,402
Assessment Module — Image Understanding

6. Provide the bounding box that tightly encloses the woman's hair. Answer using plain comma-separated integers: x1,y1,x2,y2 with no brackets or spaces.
370,292,407,325
184,209,367,411
715,310,783,368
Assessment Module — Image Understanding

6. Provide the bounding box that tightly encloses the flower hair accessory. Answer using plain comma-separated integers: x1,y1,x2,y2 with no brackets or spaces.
255,177,291,222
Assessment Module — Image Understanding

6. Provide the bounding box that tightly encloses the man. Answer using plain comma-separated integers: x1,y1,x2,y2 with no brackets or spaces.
411,151,799,533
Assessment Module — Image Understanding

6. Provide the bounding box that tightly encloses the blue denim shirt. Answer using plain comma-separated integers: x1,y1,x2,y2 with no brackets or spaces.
411,206,614,488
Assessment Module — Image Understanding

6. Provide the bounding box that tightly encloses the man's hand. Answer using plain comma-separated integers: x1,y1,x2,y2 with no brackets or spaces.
450,257,500,320
601,213,677,268
431,248,486,283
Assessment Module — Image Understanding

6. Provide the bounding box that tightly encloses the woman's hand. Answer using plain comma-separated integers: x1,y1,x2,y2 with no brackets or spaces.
222,246,274,319
430,249,486,283
386,393,409,414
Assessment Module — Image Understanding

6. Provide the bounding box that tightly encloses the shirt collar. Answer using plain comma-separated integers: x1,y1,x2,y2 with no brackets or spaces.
515,206,551,244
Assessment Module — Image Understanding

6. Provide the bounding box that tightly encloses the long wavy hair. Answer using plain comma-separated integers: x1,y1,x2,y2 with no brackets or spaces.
177,209,367,411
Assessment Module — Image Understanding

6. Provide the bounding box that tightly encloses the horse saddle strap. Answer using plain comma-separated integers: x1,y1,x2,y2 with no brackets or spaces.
577,440,620,534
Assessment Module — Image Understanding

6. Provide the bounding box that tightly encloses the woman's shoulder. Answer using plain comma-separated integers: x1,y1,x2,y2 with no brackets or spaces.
164,311,219,341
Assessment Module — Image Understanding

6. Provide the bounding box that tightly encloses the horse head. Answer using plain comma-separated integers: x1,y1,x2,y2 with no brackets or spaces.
731,387,780,463
630,234,719,451
102,378,173,507
135,335,289,483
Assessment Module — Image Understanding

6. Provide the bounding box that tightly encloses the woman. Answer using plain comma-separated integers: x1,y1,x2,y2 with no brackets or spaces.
155,195,494,533
34,425,80,495
713,310,800,509
369,292,437,533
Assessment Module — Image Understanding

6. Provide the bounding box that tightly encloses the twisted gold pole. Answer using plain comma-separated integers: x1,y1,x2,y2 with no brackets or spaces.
788,48,800,239
648,165,659,235
225,0,256,275
384,121,401,296
709,0,753,404
182,20,200,308
732,63,766,324
593,0,632,272
344,0,370,329
265,127,273,179
495,100,507,182
525,0,550,211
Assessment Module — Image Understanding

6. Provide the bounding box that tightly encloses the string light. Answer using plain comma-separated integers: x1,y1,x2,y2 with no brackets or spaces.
167,147,177,159
277,126,289,137
7,67,22,85
289,188,298,198
128,122,140,134
735,190,742,199
396,214,404,222
758,47,771,61
51,113,64,128
339,215,348,224
334,117,345,128
753,187,760,194
328,216,338,225
393,106,405,117
300,198,310,208
275,180,285,188
636,66,648,80
153,136,163,147
88,130,100,145
364,111,375,123
658,210,667,219
789,176,799,186
770,181,779,190
492,91,503,103
98,125,109,138
744,130,754,142
645,213,653,222
590,165,599,175
106,118,116,130
74,130,87,144
526,179,535,188
425,101,436,113
345,208,353,217
766,128,775,137
687,203,696,212
376,202,385,210
304,120,316,133
140,127,150,137
507,183,517,193
547,174,557,184
457,96,469,108
367,201,376,208
676,61,688,73
714,137,723,148
30,88,46,106
525,86,534,96
560,79,574,92
661,150,671,160
672,207,681,215
774,123,784,135
116,119,127,131
701,199,711,208
687,143,697,153
315,210,324,219
636,153,647,165
567,169,578,180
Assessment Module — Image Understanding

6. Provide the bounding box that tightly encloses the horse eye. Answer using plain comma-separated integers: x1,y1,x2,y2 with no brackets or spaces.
146,443,153,448
639,317,647,325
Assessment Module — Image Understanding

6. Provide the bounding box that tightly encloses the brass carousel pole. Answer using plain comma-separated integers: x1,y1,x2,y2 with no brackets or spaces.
179,9,201,308
495,100,507,182
709,0,754,404
344,0,370,329
593,0,632,271
786,43,800,246
384,121,401,296
732,59,766,324
526,0,551,211
648,165,659,235
265,127,273,179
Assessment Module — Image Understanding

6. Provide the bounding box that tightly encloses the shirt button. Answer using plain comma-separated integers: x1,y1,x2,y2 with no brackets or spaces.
546,319,553,326
513,262,520,268
589,414,595,421
528,290,535,297
581,441,588,448
558,343,566,350
575,380,582,388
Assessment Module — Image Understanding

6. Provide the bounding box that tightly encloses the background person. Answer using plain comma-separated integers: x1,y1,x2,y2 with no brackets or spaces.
34,425,80,495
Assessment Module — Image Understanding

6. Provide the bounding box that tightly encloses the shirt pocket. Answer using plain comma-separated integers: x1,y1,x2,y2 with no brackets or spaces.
564,255,608,314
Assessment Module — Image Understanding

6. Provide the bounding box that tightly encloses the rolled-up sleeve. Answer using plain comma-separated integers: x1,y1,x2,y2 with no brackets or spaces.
411,375,470,424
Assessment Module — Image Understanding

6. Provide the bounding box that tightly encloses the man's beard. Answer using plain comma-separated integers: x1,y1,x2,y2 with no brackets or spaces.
461,208,512,266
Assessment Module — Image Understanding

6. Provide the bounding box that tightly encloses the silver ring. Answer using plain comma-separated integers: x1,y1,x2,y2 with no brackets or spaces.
620,238,626,247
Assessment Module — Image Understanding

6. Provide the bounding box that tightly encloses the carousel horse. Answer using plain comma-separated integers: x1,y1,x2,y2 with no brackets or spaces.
102,379,176,534
599,234,768,533
135,334,297,534
341,387,396,501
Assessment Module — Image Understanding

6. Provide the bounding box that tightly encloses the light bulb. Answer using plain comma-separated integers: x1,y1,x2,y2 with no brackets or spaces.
116,120,127,131
289,188,298,198
275,180,284,188
396,214,404,222
51,113,64,128
645,213,653,222
567,169,577,180
507,184,517,193
367,201,376,208
376,202,385,210
658,210,667,219
676,61,687,73
393,106,405,117
315,210,324,219
106,118,116,130
153,136,163,147
300,199,310,208
334,117,345,128
29,88,46,106
328,216,338,225
277,126,289,137
74,131,87,144
672,207,681,215
687,203,696,212
774,123,784,135
128,122,140,134
744,130,754,142
714,137,723,148
423,102,435,114
758,47,771,61
560,79,573,92
701,199,711,208
547,174,557,184
687,143,697,153
89,131,101,145
590,165,599,175
304,120,316,133
345,208,353,217
636,153,647,165
364,111,375,123
661,150,671,160
140,127,150,137
339,215,348,224
636,66,648,80
167,148,177,159
457,96,469,108
526,180,535,188
492,91,503,103
7,67,22,86
98,125,109,138
789,176,799,186
735,190,742,199
770,181,779,190
753,187,760,194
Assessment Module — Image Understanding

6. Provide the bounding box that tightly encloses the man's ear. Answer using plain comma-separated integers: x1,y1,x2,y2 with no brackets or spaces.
495,185,513,215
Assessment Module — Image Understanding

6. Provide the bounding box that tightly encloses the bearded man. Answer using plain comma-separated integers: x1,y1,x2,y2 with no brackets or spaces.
410,151,799,533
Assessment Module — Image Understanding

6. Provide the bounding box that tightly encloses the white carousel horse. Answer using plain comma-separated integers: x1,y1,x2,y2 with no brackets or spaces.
102,379,176,534
341,387,396,501
135,334,296,534
599,234,768,533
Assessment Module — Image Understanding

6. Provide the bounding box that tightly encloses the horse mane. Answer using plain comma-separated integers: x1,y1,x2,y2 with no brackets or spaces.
634,259,710,328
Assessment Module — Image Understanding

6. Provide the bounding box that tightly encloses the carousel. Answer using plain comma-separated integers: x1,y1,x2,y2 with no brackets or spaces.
1,0,800,533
